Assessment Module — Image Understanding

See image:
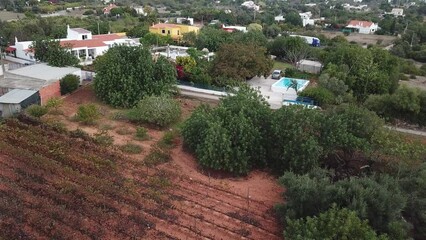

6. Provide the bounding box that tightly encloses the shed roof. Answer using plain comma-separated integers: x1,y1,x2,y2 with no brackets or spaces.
0,89,37,104
7,63,80,82
298,59,322,67
0,75,49,90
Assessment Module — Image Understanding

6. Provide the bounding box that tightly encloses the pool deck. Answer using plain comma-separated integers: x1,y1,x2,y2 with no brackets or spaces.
247,76,297,109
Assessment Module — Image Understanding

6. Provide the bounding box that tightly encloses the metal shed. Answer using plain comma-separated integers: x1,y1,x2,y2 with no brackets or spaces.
296,60,323,74
0,89,39,118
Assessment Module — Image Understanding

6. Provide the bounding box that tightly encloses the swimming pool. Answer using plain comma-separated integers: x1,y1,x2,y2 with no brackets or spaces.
271,77,310,94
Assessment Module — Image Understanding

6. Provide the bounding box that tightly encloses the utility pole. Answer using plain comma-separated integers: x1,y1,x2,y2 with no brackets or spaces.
97,22,100,35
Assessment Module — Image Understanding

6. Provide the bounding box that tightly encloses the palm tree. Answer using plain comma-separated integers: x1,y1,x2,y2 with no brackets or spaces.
287,79,299,92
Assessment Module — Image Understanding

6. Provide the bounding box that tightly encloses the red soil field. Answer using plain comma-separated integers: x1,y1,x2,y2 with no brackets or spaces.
0,87,283,240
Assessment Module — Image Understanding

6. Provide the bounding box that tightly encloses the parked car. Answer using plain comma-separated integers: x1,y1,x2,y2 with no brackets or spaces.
271,70,283,79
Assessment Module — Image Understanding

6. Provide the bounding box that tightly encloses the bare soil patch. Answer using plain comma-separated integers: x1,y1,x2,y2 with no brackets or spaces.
321,31,397,47
400,76,426,91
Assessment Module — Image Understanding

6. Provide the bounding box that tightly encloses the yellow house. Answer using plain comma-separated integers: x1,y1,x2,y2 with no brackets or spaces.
149,23,200,40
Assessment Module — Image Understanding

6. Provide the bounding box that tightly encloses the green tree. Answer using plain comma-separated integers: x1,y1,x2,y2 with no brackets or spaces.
93,45,176,108
268,36,311,64
140,32,173,46
278,171,408,239
126,24,149,38
269,107,324,174
323,44,400,101
247,23,262,32
285,205,388,240
195,26,231,52
211,43,273,82
182,87,271,174
399,163,426,239
32,39,79,67
285,11,303,27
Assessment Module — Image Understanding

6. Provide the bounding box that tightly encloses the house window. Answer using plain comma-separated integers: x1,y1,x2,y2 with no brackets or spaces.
167,30,171,35
162,30,166,34
82,35,88,40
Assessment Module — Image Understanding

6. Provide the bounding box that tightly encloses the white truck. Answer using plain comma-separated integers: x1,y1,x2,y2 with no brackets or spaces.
289,35,321,47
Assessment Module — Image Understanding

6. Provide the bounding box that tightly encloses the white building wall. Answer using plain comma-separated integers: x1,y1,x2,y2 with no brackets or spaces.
176,17,194,25
67,28,92,40
14,41,35,62
95,46,109,57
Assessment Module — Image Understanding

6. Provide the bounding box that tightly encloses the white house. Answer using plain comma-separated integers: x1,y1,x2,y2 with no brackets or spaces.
241,1,260,11
275,15,285,22
299,12,315,27
343,3,369,11
10,26,139,64
176,17,194,25
346,20,378,34
221,24,247,33
389,8,404,17
133,6,148,16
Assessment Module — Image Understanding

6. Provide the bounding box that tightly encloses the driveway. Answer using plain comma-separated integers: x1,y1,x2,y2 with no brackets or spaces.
247,76,298,109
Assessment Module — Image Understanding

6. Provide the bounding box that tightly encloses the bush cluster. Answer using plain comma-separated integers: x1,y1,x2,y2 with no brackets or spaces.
26,105,48,118
60,74,80,95
365,86,426,126
278,170,408,239
127,96,181,128
75,104,100,125
182,87,383,175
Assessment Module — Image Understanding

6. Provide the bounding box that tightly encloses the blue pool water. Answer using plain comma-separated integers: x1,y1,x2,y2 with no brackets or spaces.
274,77,309,90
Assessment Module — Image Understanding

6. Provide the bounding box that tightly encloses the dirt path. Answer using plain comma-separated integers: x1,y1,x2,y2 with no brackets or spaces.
386,126,426,137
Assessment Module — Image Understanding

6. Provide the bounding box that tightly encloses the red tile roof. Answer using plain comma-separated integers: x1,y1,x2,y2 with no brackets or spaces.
347,20,374,28
60,34,124,49
103,4,117,14
5,46,16,52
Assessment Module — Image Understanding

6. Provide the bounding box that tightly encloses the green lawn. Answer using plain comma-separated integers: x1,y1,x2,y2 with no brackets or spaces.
273,60,293,71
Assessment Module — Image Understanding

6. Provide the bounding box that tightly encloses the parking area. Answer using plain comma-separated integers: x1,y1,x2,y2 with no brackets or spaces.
247,76,298,109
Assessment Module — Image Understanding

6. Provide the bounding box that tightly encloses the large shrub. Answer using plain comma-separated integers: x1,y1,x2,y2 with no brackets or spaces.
93,45,176,108
298,87,335,106
127,96,181,128
285,205,388,240
181,87,271,174
60,74,80,95
365,86,426,125
269,106,324,174
26,105,48,118
278,170,408,239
